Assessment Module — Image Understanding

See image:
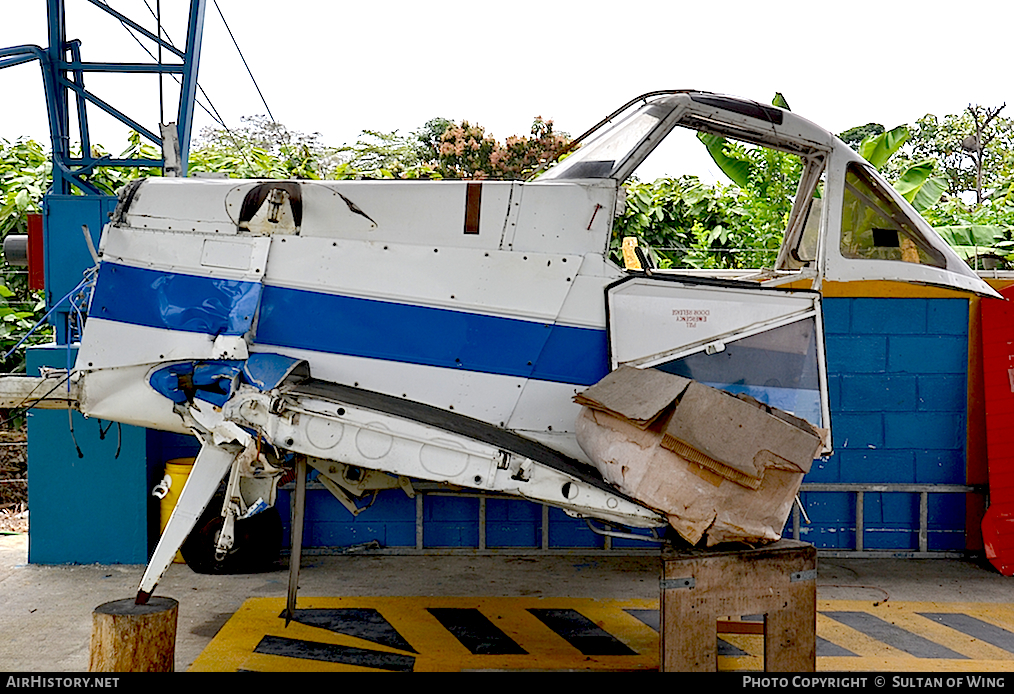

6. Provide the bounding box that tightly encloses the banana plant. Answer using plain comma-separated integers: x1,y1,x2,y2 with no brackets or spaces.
892,158,949,212
856,126,948,213
858,126,909,169
932,224,1013,266
697,93,792,189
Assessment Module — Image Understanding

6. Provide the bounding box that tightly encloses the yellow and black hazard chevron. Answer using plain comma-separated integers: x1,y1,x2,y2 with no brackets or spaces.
189,597,1014,672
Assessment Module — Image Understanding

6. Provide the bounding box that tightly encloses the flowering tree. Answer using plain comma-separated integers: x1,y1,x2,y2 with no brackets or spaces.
433,116,569,180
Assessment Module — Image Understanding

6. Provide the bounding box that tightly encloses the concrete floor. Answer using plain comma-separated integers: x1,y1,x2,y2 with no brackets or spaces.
2,532,1012,672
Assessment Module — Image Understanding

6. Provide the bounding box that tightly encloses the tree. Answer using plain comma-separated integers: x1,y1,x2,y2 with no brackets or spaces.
873,105,1014,267
193,115,343,179
966,104,1008,205
885,106,1014,204
488,117,570,180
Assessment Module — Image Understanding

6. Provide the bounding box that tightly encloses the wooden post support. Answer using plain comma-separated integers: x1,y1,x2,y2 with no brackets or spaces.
89,597,179,672
660,539,816,672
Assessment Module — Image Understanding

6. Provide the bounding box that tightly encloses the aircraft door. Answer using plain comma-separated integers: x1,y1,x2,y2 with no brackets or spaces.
606,276,829,443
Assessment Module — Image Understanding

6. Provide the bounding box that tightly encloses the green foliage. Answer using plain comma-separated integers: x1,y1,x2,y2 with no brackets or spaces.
612,175,789,270
850,123,948,213
333,129,431,179
619,94,800,270
839,123,885,151
697,132,752,188
0,138,48,238
858,126,910,170
491,117,569,180
193,115,343,179
857,105,1014,267
886,108,1014,202
893,158,949,212
932,224,1014,263
0,137,54,371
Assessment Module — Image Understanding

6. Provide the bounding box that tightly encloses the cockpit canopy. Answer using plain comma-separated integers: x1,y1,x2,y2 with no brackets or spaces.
537,91,997,298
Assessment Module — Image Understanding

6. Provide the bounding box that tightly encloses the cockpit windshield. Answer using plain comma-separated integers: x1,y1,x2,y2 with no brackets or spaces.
537,97,681,181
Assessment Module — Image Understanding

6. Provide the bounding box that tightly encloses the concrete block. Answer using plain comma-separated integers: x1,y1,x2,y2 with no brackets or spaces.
804,456,839,483
927,299,970,335
885,412,963,450
831,413,884,449
425,495,479,522
837,449,915,483
840,374,917,412
826,335,887,374
821,298,851,334
851,298,927,334
888,335,967,374
486,498,542,522
424,522,480,548
547,508,603,548
917,374,967,412
915,449,967,484
487,522,541,548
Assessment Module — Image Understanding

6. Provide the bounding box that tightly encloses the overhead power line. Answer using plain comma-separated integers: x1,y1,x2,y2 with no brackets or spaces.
212,0,276,123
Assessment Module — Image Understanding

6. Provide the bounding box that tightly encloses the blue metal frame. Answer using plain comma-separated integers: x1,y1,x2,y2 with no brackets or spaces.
36,0,207,194
1,0,207,339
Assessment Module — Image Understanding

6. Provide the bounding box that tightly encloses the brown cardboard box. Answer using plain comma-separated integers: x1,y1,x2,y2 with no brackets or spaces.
574,366,825,546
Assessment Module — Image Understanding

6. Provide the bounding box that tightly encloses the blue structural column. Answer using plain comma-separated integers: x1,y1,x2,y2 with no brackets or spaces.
26,345,151,564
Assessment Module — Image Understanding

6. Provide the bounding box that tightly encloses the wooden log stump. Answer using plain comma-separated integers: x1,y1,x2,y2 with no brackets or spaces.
89,597,179,672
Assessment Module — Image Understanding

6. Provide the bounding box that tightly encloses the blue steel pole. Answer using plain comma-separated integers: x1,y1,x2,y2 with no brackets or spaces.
46,0,69,195
177,0,207,177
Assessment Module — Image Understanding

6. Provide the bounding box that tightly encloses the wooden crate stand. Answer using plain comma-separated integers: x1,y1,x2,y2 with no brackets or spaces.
660,539,816,672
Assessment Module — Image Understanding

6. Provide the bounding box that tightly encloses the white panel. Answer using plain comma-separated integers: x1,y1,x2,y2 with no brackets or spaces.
506,379,585,433
76,319,217,370
299,180,514,251
201,238,253,271
121,178,247,235
512,430,592,467
78,365,189,434
511,180,616,256
100,227,270,282
262,236,581,322
555,253,624,328
608,278,818,368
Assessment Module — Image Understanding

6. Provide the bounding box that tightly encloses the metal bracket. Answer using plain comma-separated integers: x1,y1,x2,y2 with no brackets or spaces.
790,569,817,583
661,577,695,590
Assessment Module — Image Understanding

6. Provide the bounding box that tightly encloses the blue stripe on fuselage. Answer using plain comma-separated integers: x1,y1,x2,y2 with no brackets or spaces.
89,262,261,336
255,285,609,386
90,263,609,386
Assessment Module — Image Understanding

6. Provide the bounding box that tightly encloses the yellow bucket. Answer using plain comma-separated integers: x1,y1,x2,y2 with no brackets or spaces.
160,458,195,563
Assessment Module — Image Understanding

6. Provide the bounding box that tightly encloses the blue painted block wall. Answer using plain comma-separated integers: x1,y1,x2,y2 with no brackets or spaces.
273,483,616,551
801,297,969,551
